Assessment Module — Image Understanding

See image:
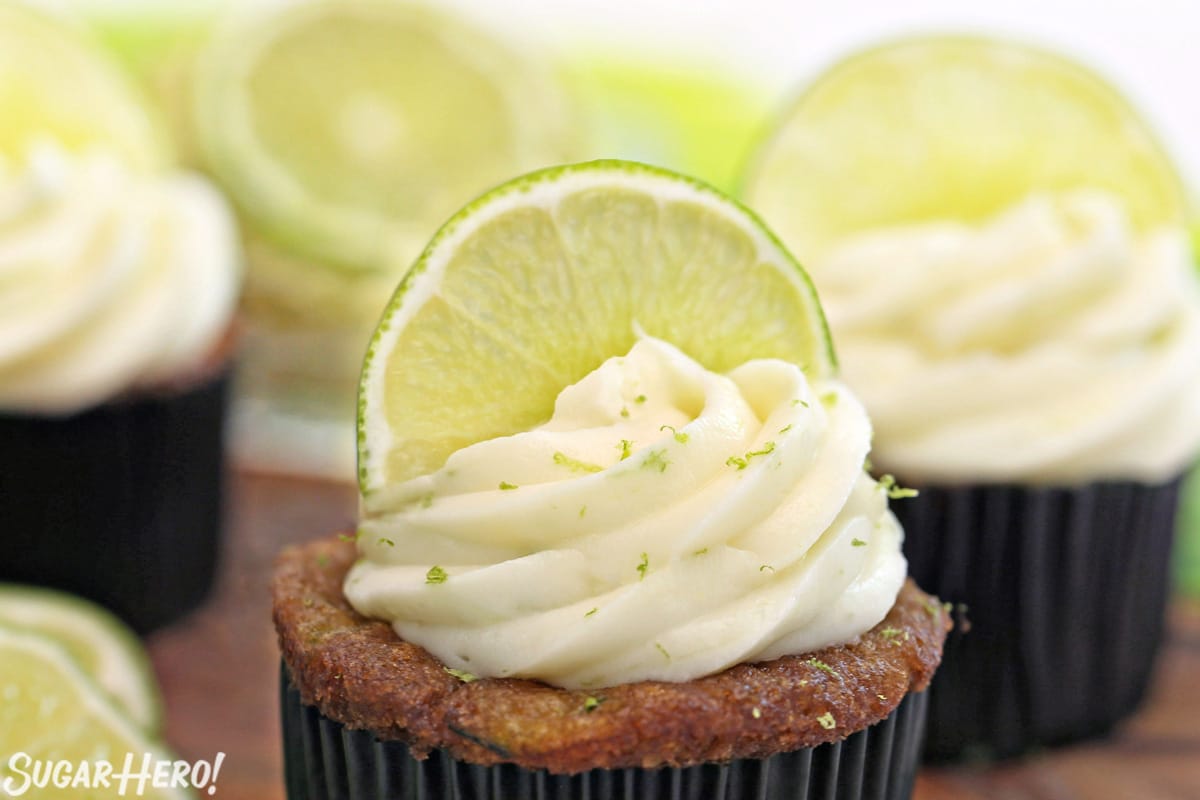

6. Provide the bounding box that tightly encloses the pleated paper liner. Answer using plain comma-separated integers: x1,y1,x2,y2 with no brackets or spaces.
893,476,1183,762
280,664,930,800
0,369,232,634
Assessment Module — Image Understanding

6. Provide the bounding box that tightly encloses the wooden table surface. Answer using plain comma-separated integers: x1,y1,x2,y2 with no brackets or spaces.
148,470,1200,800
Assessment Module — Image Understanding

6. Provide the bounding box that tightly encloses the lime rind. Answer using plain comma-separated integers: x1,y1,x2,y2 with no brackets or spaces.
0,584,161,733
0,625,189,800
357,159,835,497
742,34,1190,258
193,0,579,273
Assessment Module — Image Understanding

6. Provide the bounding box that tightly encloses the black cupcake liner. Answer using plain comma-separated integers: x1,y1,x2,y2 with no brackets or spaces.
0,370,231,634
893,477,1183,762
280,663,930,800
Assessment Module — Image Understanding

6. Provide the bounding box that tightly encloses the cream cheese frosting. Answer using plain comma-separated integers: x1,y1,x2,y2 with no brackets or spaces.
0,144,240,414
814,192,1200,485
346,336,907,689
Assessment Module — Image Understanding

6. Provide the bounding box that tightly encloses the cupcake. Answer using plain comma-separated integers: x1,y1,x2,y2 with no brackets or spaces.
743,36,1200,759
0,143,241,633
274,161,949,799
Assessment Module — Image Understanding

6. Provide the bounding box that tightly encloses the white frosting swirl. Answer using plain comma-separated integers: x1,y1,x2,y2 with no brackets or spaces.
816,192,1200,484
0,145,240,414
347,336,906,689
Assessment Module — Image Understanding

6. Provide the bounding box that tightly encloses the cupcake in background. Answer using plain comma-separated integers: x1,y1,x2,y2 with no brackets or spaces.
744,35,1199,760
190,0,583,481
0,141,241,634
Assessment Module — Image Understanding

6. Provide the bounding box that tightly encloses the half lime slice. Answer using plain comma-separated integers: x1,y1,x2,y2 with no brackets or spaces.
0,626,187,800
357,160,835,499
743,35,1189,259
0,585,161,733
194,0,579,272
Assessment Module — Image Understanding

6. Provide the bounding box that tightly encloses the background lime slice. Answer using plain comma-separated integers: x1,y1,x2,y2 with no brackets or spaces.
194,0,580,273
0,626,188,800
0,2,166,169
0,585,161,733
742,35,1189,260
357,160,834,497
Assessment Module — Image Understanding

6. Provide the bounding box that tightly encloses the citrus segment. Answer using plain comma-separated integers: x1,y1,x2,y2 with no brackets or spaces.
358,161,834,496
743,36,1188,259
0,586,161,733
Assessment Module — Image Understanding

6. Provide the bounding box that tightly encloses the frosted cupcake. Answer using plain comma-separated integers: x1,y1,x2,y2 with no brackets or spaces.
744,36,1199,759
0,144,241,633
274,161,950,799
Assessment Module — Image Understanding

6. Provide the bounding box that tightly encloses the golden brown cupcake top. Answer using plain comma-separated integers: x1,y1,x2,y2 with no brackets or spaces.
274,536,949,774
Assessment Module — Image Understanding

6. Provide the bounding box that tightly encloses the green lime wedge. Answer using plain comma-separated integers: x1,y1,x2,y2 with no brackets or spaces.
194,0,579,273
0,626,189,800
0,2,166,168
742,35,1189,259
357,160,835,497
0,585,161,733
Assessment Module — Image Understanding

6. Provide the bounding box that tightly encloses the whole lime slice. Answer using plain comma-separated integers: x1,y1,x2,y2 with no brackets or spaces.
0,626,188,800
357,160,835,499
0,3,166,168
742,35,1189,259
193,0,579,272
0,585,161,733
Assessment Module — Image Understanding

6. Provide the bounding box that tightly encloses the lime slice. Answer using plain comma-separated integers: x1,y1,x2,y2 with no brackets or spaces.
743,35,1189,259
194,0,578,272
0,626,188,800
357,160,835,497
0,3,166,168
0,586,161,733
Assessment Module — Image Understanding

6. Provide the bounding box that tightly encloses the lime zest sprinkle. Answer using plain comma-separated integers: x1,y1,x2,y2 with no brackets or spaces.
759,564,775,573
444,667,477,683
659,424,689,444
820,391,838,408
693,547,709,556
583,695,605,712
315,554,330,569
793,398,809,408
851,538,867,547
656,642,670,660
499,481,519,491
585,607,598,618
579,505,587,518
425,566,448,584
617,439,635,460
779,423,793,434
635,394,647,404
642,449,670,472
620,406,630,418
817,712,836,730
880,627,903,640
806,658,839,678
863,456,874,472
337,532,358,542
752,707,762,719
727,441,776,470
554,451,603,473
419,493,434,509
636,552,649,580
878,474,918,499
378,537,395,547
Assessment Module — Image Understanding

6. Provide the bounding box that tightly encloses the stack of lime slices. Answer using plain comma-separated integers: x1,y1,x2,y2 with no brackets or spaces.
0,586,187,800
0,2,167,170
741,35,1190,261
355,160,835,498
